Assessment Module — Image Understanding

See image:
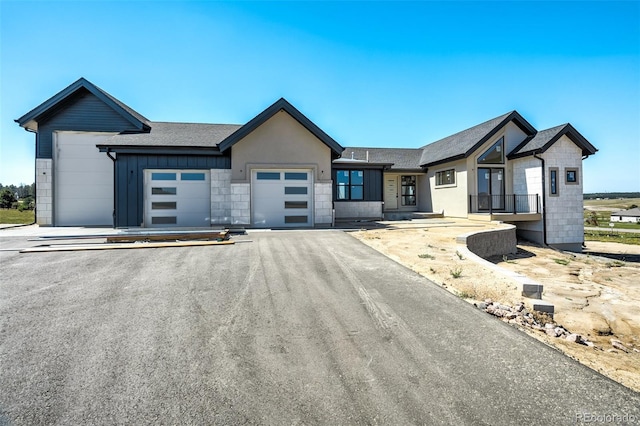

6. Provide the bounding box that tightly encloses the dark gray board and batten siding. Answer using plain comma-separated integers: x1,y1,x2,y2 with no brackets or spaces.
331,168,383,202
114,154,230,227
36,89,144,158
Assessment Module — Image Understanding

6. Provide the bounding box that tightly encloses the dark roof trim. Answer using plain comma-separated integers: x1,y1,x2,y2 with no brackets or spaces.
422,154,466,168
461,111,536,158
419,110,537,167
508,123,598,159
332,161,394,170
218,98,344,155
97,145,224,156
15,77,150,132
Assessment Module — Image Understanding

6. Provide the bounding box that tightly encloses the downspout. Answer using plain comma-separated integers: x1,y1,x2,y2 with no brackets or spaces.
29,129,37,226
106,149,117,229
533,151,547,246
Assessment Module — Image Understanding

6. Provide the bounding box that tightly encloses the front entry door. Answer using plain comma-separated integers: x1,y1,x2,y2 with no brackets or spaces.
384,176,398,209
477,168,505,211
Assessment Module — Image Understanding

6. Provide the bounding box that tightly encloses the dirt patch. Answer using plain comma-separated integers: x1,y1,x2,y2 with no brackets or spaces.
349,219,640,392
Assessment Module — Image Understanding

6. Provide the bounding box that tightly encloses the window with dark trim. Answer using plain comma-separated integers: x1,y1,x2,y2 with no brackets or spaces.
565,168,579,185
436,169,455,186
401,175,416,206
550,168,559,196
477,137,505,164
336,170,364,200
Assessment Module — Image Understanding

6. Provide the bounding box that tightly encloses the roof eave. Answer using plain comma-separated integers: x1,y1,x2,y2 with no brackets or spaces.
463,111,537,158
218,98,344,155
15,77,149,132
420,153,466,168
97,145,224,155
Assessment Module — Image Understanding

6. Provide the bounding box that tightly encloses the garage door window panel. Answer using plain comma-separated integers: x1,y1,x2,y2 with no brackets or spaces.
152,216,177,225
285,201,308,209
152,172,176,180
285,215,308,224
285,187,307,195
152,187,177,195
152,202,177,210
257,172,281,180
181,172,206,181
285,172,308,180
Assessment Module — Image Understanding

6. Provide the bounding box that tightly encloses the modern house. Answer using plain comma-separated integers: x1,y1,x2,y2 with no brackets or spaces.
610,207,640,223
16,78,597,251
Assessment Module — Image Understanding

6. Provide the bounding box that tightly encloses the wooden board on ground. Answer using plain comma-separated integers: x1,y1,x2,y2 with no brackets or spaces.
105,231,228,243
20,240,234,253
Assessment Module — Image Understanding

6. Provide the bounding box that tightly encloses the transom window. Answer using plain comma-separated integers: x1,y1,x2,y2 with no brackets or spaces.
336,170,364,200
477,136,505,164
436,169,455,186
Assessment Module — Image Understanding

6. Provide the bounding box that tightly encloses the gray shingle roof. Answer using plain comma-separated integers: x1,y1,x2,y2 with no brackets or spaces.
15,77,150,132
218,98,343,155
510,123,597,158
419,111,536,167
340,147,424,170
93,81,151,126
101,122,242,148
611,208,640,217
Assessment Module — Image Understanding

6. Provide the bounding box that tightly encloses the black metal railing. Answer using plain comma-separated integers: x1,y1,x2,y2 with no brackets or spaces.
469,194,540,214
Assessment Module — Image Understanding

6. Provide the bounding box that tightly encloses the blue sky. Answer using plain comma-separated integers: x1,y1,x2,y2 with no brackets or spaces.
1,0,638,193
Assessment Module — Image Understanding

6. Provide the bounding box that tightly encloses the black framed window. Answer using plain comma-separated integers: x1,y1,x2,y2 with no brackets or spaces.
565,168,579,185
436,169,455,186
550,168,559,196
401,175,416,206
336,170,364,200
478,137,505,164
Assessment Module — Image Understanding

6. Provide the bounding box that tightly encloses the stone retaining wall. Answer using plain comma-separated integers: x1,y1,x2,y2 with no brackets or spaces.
456,225,517,259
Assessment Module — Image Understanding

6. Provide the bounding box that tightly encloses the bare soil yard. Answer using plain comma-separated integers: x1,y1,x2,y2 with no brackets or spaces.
350,219,640,393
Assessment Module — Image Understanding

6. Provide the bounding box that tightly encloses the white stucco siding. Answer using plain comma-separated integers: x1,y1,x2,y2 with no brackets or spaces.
512,156,543,214
230,111,332,183
428,159,468,217
504,121,529,154
542,136,584,246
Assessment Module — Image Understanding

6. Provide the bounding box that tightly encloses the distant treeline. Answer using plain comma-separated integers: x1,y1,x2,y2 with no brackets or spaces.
584,192,640,200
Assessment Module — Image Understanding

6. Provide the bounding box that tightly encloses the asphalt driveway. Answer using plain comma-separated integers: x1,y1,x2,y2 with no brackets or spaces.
1,230,639,425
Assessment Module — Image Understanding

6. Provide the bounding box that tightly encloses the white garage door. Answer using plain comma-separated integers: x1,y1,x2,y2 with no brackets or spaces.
252,170,312,228
54,132,115,226
144,170,211,227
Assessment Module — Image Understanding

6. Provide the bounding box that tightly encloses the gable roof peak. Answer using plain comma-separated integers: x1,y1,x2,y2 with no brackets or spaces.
418,110,536,167
218,98,344,155
509,122,597,158
15,77,150,132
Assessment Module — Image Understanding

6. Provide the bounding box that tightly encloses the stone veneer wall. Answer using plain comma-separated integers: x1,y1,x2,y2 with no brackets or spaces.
35,159,53,225
543,136,584,251
210,169,232,225
230,183,251,225
314,182,333,225
334,201,383,220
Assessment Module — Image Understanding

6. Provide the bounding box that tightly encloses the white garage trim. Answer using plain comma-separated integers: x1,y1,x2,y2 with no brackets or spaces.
251,169,313,228
53,131,116,226
144,169,211,227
